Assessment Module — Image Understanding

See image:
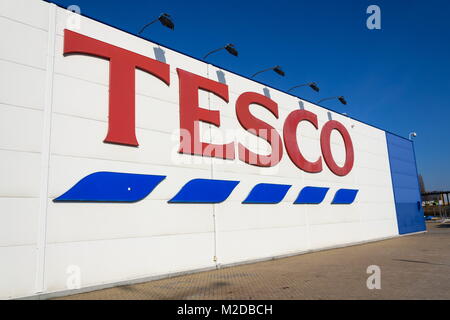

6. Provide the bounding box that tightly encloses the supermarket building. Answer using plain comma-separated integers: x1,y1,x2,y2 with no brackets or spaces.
0,0,425,299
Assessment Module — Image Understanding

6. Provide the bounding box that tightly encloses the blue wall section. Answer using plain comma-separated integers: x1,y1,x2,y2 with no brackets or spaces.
386,133,426,235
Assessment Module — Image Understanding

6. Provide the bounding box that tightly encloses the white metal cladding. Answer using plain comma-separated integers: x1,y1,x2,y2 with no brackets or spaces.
0,0,400,299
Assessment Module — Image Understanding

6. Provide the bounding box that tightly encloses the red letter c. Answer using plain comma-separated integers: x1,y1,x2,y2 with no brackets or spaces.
283,110,322,173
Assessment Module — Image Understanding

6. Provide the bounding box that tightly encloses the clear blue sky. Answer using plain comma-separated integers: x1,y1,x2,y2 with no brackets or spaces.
47,0,450,191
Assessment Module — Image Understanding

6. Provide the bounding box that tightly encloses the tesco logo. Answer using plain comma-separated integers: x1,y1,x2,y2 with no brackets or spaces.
64,29,354,177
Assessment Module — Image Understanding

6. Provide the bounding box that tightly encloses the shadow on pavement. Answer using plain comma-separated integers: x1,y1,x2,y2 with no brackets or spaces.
117,280,230,300
436,224,450,228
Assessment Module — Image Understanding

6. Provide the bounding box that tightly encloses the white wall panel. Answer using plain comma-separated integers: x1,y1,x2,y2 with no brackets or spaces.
44,232,215,292
215,202,307,232
0,17,47,68
0,150,41,197
0,198,39,246
0,104,43,152
359,219,398,241
46,199,214,244
0,60,46,110
0,245,37,299
217,226,310,265
0,0,49,31
308,222,362,249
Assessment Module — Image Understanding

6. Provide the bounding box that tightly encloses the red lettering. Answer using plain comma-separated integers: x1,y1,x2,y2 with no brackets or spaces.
283,110,322,173
63,29,170,146
63,30,355,176
236,92,283,167
177,68,235,159
320,120,354,176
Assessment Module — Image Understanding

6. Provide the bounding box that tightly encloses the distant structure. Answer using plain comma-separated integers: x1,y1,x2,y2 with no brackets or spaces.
421,190,450,220
422,191,450,206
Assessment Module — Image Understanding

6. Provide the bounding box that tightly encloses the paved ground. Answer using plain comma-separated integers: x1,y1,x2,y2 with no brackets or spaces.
56,222,450,300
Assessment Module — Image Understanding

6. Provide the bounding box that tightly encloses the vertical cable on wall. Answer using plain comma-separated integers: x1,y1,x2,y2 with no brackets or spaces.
35,3,57,294
206,64,219,267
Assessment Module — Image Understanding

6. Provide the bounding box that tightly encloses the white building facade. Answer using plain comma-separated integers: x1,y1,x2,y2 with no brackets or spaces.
0,0,425,299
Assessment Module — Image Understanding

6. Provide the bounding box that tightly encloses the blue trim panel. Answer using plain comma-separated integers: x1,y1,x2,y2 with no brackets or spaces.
332,189,359,204
169,179,239,203
294,187,329,204
243,183,292,204
54,172,166,202
386,133,426,235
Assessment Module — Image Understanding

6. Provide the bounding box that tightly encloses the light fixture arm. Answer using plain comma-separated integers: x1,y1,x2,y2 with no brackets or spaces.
317,96,339,104
203,47,225,60
251,67,275,78
288,84,309,92
138,19,159,34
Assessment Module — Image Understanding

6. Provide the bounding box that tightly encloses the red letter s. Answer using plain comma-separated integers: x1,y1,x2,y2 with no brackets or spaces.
236,92,283,167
